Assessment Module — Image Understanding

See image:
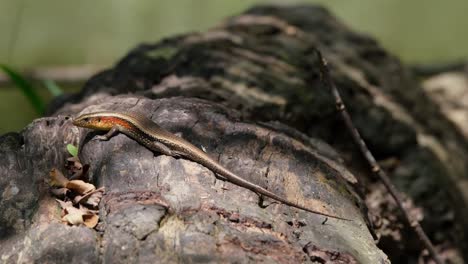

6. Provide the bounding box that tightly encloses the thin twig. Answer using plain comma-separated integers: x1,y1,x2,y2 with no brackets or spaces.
315,50,443,264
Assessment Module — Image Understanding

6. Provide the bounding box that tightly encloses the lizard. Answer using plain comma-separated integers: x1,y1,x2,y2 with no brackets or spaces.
73,110,350,221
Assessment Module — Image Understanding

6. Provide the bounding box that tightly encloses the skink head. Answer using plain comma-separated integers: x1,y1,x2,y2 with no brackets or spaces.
73,112,116,131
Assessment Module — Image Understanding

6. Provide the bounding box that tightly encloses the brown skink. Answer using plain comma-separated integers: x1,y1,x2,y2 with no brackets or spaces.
73,111,349,221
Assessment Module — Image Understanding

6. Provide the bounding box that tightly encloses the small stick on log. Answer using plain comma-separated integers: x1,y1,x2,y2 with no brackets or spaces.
316,50,443,264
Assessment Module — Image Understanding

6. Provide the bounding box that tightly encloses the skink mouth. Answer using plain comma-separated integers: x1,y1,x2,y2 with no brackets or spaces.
72,118,82,126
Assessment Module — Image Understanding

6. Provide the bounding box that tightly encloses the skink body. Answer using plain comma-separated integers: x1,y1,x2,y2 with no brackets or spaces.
73,110,349,221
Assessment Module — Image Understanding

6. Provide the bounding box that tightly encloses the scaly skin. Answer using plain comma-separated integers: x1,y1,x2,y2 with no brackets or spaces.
73,110,350,221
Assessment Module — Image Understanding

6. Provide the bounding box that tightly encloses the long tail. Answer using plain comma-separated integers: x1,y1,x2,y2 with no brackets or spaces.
221,167,350,221
188,146,351,221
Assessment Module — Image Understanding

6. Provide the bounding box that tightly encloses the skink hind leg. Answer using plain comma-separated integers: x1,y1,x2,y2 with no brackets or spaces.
150,141,182,158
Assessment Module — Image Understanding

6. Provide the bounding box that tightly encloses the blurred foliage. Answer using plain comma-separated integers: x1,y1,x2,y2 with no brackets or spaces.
1,0,468,133
2,0,468,67
0,84,78,133
0,64,46,114
43,79,64,97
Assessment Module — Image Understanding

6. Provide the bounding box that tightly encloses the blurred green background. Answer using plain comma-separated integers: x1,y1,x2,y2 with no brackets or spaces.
1,0,468,134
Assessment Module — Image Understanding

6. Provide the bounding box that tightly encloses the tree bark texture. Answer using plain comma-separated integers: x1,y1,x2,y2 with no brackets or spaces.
1,4,467,264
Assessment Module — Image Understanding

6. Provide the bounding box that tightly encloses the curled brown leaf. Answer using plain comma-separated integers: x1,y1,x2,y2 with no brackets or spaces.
49,168,70,187
57,200,99,228
50,187,70,199
66,180,96,195
83,213,99,228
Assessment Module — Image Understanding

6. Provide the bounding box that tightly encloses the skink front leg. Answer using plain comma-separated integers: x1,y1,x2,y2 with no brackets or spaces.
93,126,120,141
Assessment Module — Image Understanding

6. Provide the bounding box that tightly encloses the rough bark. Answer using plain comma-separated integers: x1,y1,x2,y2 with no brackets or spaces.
1,4,466,264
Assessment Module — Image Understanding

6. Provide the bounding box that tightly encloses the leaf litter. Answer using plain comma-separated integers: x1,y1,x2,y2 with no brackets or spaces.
49,156,104,228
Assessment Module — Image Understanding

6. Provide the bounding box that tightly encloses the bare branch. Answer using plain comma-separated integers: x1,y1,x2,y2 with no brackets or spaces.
316,50,443,264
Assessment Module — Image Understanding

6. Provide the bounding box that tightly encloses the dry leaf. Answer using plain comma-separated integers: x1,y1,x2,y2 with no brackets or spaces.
50,187,70,198
57,200,84,225
70,164,89,181
65,157,89,181
57,199,72,209
57,200,99,228
62,209,85,225
66,156,82,171
49,168,69,187
79,205,99,228
83,213,99,228
66,180,96,194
